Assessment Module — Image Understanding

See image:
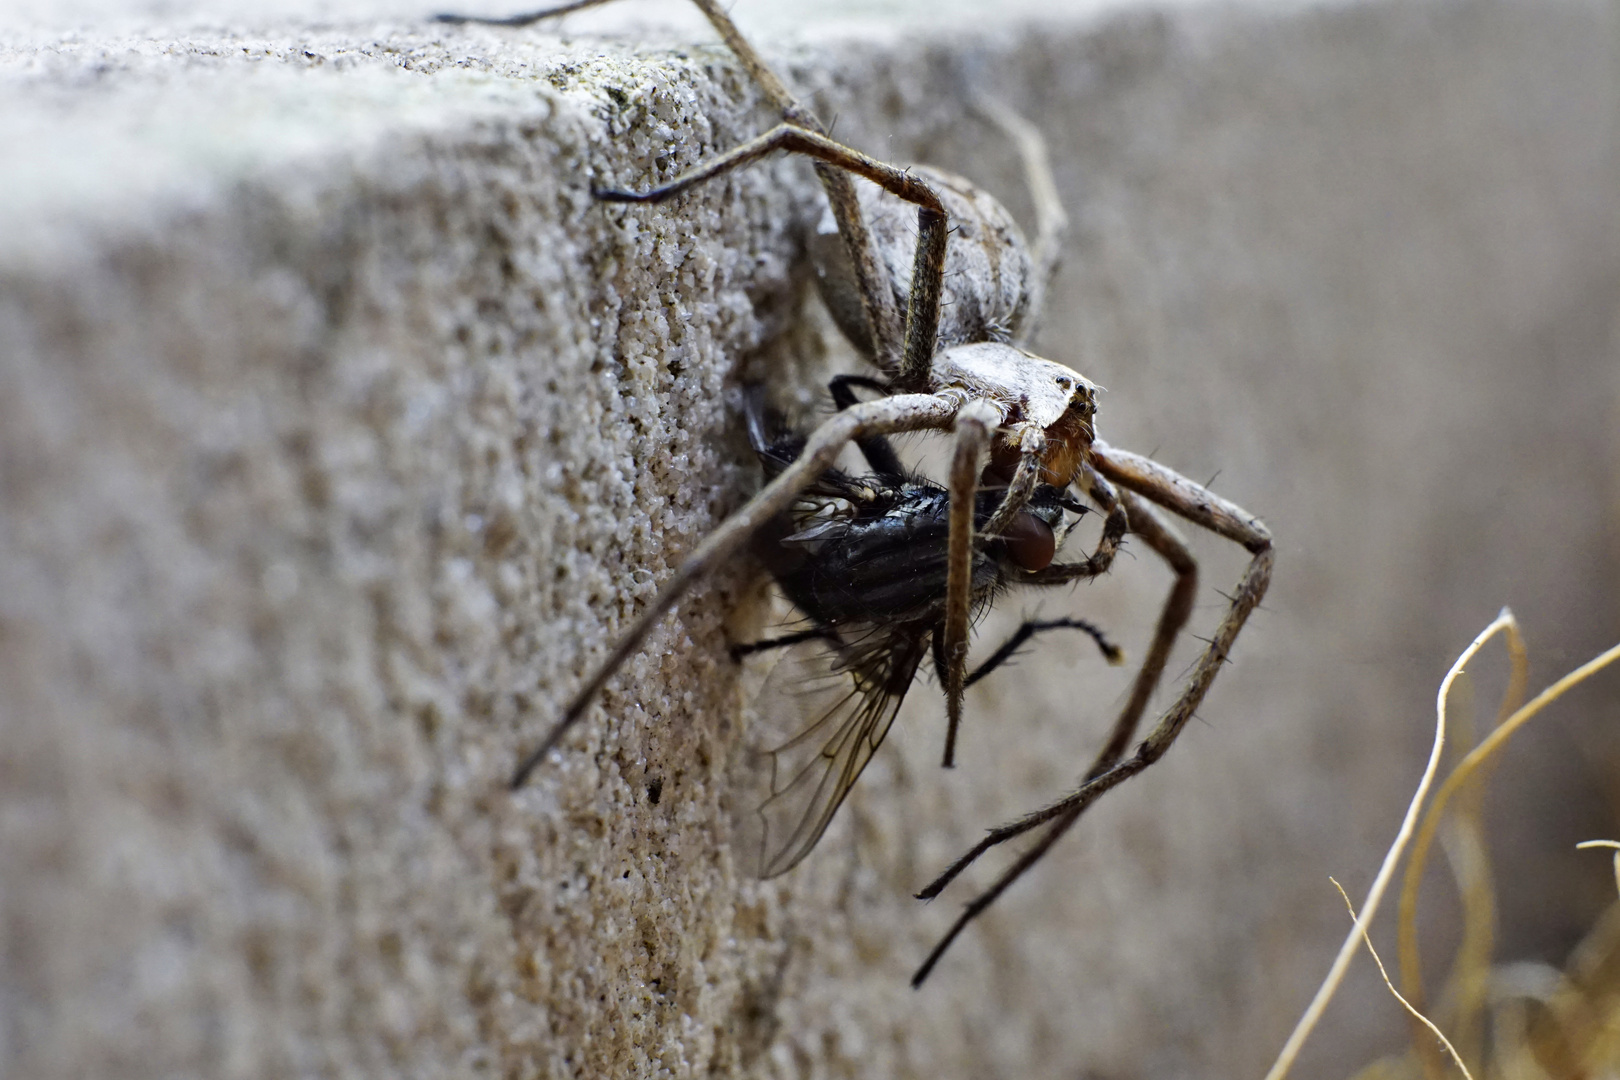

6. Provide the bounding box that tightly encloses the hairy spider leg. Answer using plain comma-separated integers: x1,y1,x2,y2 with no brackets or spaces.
509,392,964,788
594,123,950,388
435,0,907,373
939,402,994,765
1090,491,1199,769
911,445,1272,986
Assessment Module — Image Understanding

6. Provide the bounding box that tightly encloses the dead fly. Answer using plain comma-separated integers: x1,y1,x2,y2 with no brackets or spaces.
732,379,1122,880
439,0,1274,985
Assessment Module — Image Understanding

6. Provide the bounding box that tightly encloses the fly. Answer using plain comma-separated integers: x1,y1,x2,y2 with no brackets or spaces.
730,380,1121,878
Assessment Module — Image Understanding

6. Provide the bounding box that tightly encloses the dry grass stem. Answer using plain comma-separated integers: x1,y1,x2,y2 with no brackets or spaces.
1332,878,1476,1080
1575,840,1620,898
1398,634,1620,1057
1273,611,1620,1080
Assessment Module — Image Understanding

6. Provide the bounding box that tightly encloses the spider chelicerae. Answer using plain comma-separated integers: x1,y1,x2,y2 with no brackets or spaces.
437,0,1275,985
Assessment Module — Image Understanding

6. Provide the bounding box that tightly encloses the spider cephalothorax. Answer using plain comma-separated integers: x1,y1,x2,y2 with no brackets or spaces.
932,341,1101,486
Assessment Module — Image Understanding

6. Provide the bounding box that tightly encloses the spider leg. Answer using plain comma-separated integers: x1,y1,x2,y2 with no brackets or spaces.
597,123,949,388
434,0,906,369
1021,465,1128,585
1086,491,1198,770
939,402,996,767
974,100,1068,348
828,375,905,480
676,0,905,370
674,0,905,370
1090,441,1272,554
916,489,1195,898
980,444,1044,538
510,392,962,788
911,447,1271,986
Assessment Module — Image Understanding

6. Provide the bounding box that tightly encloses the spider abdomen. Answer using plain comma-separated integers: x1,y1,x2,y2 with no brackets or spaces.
812,165,1035,357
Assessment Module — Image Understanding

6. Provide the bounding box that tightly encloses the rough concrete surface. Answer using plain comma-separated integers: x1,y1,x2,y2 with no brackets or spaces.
1,1,1618,1077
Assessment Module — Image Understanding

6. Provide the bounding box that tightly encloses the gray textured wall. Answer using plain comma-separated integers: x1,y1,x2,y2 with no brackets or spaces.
2,1,1618,1077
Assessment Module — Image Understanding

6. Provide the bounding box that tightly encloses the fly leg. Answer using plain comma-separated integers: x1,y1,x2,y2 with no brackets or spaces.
932,617,1121,717
961,619,1123,689
730,627,839,661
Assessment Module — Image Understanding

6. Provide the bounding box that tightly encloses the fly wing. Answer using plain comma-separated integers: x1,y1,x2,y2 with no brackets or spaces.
732,626,928,878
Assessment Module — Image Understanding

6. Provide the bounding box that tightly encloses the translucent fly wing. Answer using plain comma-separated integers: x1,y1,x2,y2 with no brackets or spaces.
731,627,928,878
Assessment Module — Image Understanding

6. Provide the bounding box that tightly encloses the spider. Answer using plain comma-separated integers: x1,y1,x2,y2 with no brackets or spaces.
438,0,1275,985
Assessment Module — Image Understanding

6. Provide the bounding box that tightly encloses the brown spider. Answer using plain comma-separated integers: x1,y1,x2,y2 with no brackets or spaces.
437,0,1274,985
